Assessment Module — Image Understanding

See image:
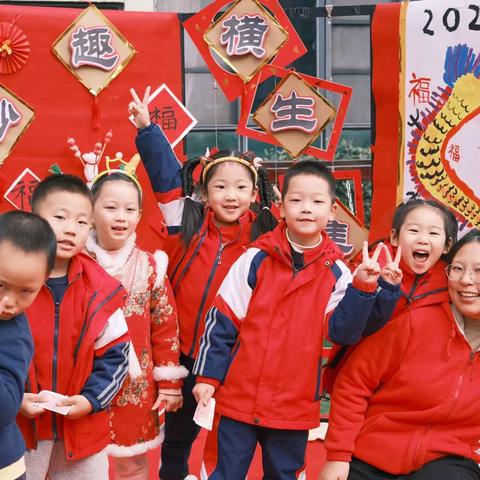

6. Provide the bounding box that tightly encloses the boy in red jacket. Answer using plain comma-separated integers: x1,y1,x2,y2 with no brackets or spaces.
192,161,401,479
17,175,130,480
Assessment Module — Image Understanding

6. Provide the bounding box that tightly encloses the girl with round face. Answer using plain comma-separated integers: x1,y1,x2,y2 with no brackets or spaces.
324,200,458,395
88,172,186,480
202,161,258,228
130,86,278,480
390,200,456,275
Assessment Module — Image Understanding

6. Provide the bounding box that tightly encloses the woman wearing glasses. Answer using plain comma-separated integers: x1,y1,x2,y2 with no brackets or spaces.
320,229,480,480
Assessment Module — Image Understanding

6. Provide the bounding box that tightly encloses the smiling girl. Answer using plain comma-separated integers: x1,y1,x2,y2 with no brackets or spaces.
86,171,187,480
323,199,458,393
129,87,277,480
320,229,480,480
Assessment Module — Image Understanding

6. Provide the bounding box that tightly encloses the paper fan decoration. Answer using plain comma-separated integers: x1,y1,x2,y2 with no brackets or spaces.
0,20,30,75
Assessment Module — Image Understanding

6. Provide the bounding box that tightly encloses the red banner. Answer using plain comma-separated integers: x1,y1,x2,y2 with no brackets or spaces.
0,5,184,252
369,3,402,241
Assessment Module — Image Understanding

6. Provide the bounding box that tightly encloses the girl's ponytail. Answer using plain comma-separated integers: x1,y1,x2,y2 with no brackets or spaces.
180,157,204,247
251,166,278,241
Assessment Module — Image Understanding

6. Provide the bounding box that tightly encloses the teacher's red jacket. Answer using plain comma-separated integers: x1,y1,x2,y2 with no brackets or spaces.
326,302,480,474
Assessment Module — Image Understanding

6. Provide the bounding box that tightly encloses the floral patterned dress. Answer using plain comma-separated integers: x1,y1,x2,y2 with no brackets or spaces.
86,233,187,457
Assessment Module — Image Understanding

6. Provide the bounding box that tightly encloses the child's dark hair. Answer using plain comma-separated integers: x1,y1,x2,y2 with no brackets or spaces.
180,149,277,246
391,199,458,249
282,160,336,201
31,174,93,212
446,228,480,265
91,172,142,207
0,210,57,274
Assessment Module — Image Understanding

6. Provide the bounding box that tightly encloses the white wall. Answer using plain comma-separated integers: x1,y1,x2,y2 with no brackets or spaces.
124,0,154,11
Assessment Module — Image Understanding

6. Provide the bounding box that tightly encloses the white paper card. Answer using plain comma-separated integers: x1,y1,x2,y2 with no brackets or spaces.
32,390,71,416
193,397,216,431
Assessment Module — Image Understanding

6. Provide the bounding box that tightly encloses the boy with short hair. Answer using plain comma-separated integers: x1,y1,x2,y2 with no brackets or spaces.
17,174,130,480
193,160,389,479
0,210,57,480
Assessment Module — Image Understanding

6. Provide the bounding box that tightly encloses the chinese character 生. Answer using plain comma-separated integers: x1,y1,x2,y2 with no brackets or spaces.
270,90,318,133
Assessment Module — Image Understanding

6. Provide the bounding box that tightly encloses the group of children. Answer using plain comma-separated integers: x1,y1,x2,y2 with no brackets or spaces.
1,85,480,480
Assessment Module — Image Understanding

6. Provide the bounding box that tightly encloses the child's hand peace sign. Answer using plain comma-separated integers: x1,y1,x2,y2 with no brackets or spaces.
129,86,151,129
354,241,383,286
381,246,403,286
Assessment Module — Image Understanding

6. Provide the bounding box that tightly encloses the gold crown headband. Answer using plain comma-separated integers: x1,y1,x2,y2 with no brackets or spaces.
201,156,258,184
92,153,143,198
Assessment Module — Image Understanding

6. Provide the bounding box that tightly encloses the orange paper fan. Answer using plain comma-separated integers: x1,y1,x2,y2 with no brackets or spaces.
0,21,30,75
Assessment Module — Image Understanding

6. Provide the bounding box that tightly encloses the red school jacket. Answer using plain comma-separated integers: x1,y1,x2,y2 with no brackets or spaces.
326,302,480,474
195,224,384,430
323,241,449,393
18,253,127,460
164,208,256,359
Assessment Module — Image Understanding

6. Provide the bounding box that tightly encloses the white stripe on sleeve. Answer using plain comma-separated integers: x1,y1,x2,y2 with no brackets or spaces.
218,248,261,321
325,260,353,314
95,308,128,350
158,197,185,227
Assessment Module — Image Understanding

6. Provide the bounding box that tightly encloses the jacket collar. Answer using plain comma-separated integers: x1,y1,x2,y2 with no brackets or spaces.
253,222,343,268
86,232,137,277
203,208,254,244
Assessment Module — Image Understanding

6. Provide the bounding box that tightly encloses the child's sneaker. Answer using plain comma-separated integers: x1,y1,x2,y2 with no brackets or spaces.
184,476,198,480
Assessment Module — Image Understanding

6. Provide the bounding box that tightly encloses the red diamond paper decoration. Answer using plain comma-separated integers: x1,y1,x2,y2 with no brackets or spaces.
52,4,136,96
4,167,40,211
238,66,352,161
183,0,306,102
130,84,197,148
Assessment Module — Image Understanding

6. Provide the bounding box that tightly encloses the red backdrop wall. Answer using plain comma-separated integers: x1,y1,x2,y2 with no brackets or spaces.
0,4,184,251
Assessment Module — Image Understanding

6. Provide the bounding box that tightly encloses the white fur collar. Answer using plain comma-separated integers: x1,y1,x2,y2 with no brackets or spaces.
86,231,137,276
153,250,168,289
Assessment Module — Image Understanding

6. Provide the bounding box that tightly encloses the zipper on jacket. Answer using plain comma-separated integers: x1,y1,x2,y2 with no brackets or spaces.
469,351,476,380
406,275,422,303
51,300,60,439
188,235,224,357
45,276,78,439
172,229,207,294
412,424,432,471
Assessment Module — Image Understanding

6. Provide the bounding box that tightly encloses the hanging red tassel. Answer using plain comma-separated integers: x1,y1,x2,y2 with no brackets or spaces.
92,94,100,131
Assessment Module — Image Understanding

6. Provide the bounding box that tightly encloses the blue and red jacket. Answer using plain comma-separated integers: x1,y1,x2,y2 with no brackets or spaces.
0,313,33,477
136,124,258,359
193,224,388,430
323,241,448,393
18,253,129,460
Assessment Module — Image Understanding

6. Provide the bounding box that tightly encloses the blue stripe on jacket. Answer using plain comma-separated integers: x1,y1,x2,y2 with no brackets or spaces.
81,342,130,412
247,250,268,290
193,307,239,381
